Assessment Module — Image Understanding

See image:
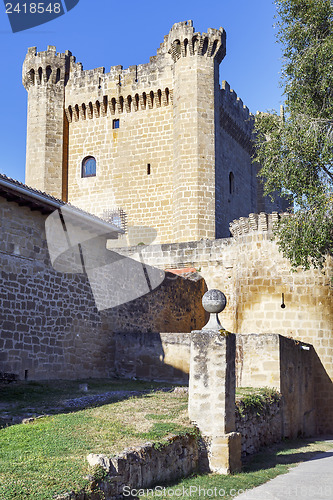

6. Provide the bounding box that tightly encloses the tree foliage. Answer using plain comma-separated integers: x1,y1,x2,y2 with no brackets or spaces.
254,0,333,269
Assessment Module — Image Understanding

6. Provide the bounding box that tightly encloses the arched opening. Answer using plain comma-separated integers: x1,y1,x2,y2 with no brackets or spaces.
55,68,61,84
81,156,96,178
211,40,218,57
29,69,35,86
149,90,154,108
174,40,181,59
88,102,93,119
118,96,124,113
135,93,140,111
81,103,86,120
46,65,52,82
126,95,132,112
110,97,116,114
74,104,80,121
184,38,188,57
157,89,162,106
95,100,101,117
202,37,209,55
192,37,199,55
165,88,170,105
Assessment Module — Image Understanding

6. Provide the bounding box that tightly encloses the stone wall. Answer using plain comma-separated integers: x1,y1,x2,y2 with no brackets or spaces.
117,213,333,433
84,433,199,500
0,197,206,381
111,332,191,384
235,397,282,457
236,334,316,439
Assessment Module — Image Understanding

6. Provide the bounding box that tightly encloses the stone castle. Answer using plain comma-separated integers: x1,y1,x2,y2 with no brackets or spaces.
22,20,283,244
0,21,332,440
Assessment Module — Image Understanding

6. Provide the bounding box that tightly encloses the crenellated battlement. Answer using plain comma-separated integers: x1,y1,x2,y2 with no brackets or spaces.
219,81,254,153
221,81,251,121
22,45,77,89
166,20,226,63
229,212,281,238
65,87,173,122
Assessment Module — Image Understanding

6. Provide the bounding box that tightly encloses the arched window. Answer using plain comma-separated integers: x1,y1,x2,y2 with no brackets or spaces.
82,156,96,177
229,171,235,195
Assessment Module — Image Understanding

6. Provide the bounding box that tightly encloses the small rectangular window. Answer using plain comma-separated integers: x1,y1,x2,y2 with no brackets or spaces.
147,163,151,175
113,119,120,129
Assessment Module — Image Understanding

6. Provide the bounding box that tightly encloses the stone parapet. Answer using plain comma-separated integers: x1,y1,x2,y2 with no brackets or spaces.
229,212,281,238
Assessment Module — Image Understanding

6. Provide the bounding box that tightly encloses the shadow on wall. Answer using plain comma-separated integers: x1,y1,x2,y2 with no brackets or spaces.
235,333,333,437
312,350,333,435
111,331,191,384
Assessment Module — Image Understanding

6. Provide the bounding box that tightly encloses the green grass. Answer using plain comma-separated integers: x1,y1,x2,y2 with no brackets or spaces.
0,388,191,500
0,379,175,426
139,438,333,499
1,381,331,500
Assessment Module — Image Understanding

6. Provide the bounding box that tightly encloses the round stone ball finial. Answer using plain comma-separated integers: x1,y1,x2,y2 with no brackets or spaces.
202,289,227,330
202,289,227,313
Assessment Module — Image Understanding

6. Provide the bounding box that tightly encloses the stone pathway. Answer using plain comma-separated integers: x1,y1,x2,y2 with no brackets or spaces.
236,444,333,499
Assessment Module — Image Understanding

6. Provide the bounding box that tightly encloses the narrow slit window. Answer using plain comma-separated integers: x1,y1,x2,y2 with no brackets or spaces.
113,119,120,129
229,172,235,195
147,163,151,175
82,156,96,177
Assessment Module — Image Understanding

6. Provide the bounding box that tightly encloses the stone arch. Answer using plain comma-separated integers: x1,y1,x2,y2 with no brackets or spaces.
210,39,219,57
55,68,61,84
192,36,199,55
134,93,140,111
46,65,52,82
202,37,209,56
38,67,43,84
164,87,170,105
126,95,132,112
28,69,35,86
87,102,93,119
157,89,162,107
110,97,116,115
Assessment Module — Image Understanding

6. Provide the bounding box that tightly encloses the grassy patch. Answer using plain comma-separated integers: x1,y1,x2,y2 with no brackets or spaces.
139,438,333,499
0,389,191,500
0,378,172,417
235,387,281,417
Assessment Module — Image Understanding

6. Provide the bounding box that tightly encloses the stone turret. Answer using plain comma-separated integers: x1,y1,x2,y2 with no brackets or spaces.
22,46,75,200
168,21,226,241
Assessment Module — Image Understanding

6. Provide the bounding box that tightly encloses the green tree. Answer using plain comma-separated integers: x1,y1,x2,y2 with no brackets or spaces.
254,0,333,269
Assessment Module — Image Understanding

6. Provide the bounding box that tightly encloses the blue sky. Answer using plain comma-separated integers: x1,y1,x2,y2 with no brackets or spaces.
0,0,284,183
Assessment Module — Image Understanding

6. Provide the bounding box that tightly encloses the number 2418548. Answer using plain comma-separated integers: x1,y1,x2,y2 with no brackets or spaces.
6,3,61,14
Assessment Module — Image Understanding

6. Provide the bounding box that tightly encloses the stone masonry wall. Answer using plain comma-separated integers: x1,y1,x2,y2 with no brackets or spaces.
116,215,333,434
111,332,191,384
236,334,316,439
235,398,282,457
0,197,206,381
85,433,199,500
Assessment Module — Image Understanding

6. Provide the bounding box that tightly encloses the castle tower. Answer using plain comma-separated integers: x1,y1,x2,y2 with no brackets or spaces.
22,46,74,200
167,22,226,242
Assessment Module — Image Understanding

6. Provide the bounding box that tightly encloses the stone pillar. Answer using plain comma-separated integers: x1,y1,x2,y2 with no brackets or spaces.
189,290,241,473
